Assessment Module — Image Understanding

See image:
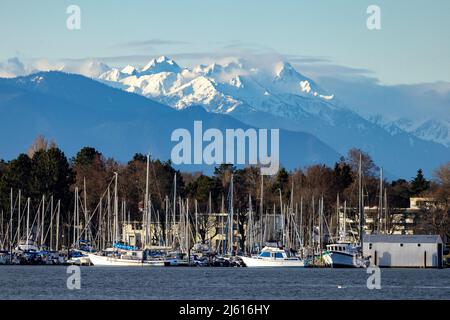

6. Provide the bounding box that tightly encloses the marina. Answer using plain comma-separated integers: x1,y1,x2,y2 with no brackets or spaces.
1,0,450,310
0,155,447,269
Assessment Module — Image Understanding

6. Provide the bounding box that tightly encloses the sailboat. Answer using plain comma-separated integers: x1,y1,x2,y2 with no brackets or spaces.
88,159,166,267
323,154,370,268
87,246,163,266
87,172,148,266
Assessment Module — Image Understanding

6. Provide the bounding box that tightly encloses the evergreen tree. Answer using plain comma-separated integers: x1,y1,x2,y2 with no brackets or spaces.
272,167,290,195
410,169,430,195
333,160,353,193
73,147,102,167
389,179,411,208
31,147,74,207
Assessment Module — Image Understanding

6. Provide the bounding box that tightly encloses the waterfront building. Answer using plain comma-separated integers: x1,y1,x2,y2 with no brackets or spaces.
363,234,444,268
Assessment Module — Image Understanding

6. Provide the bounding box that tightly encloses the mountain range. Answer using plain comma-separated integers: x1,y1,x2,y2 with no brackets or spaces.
95,56,449,178
0,55,448,178
0,71,340,175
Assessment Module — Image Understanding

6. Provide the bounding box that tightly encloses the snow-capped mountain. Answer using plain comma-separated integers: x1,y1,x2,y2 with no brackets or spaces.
98,56,332,115
93,56,449,178
377,117,450,147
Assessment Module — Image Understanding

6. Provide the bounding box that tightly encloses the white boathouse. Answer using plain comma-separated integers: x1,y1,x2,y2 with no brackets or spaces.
363,235,444,268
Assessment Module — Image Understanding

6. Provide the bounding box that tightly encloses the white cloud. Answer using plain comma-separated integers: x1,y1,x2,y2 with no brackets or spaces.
0,57,26,78
63,60,110,77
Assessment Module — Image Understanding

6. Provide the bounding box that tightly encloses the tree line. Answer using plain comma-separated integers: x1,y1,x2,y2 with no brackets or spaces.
0,135,448,244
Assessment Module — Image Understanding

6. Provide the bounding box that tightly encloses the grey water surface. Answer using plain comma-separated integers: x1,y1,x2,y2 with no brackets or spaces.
0,266,449,300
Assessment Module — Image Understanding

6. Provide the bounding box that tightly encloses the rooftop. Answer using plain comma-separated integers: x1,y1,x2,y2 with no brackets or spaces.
363,234,443,244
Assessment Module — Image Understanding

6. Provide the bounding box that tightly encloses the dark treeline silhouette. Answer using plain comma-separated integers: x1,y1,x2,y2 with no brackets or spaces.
0,136,448,245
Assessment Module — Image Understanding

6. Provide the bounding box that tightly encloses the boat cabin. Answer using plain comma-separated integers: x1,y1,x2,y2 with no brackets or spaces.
258,246,289,260
326,243,358,253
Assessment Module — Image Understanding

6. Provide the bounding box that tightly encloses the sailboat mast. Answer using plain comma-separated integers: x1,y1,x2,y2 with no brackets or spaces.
10,188,13,250
300,196,303,248
26,198,30,248
378,167,383,233
229,174,234,255
50,195,54,251
73,188,76,247
336,194,340,240
318,197,322,250
279,189,284,247
248,193,252,254
195,199,198,244
144,154,150,247
114,172,119,243
259,174,263,250
107,187,111,245
289,182,294,249
358,153,364,247
56,200,60,251
165,196,169,246
384,189,388,234
311,196,315,250
148,198,152,246
41,195,45,247
99,197,103,250
343,200,347,241
172,173,177,247
17,190,21,245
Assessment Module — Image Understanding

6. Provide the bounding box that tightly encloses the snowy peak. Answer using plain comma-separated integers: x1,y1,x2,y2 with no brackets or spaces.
229,75,244,89
121,65,137,75
274,61,298,79
394,118,450,147
95,56,337,118
270,61,328,98
369,115,450,147
99,68,123,82
141,56,181,74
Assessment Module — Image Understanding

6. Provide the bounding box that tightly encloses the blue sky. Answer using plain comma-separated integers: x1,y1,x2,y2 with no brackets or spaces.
1,0,450,84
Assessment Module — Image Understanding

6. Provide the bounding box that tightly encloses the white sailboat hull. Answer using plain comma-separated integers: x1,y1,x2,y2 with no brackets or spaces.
240,256,305,267
88,253,145,266
88,253,165,266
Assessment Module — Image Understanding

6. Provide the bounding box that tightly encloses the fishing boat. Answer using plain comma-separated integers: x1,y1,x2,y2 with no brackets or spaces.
323,243,369,268
239,245,305,267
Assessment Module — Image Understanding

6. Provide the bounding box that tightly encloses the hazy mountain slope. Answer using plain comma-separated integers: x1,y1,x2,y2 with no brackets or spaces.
0,72,340,174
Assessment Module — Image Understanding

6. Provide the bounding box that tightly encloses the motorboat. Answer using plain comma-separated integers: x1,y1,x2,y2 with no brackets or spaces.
239,245,305,267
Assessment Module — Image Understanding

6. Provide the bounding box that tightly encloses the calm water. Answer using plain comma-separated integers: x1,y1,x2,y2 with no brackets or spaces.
0,266,449,300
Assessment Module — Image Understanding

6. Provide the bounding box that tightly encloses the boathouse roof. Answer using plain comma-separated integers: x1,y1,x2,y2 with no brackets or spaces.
363,234,443,244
